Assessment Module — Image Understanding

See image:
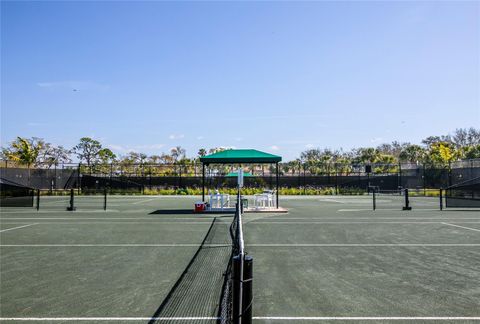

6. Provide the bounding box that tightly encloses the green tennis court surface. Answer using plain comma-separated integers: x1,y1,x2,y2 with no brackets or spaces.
1,196,479,323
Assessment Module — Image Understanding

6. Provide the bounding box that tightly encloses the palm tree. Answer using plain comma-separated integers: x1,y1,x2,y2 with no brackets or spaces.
399,145,426,164
198,148,207,157
4,137,44,182
4,137,43,168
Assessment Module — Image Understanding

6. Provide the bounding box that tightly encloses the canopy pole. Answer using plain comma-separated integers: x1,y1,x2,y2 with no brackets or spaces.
276,162,279,208
202,163,205,202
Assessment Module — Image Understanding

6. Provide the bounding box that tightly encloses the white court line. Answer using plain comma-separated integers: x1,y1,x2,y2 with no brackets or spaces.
5,221,480,225
1,317,479,322
0,223,38,233
442,222,480,233
131,198,159,205
0,210,121,214
0,317,219,321
253,317,480,321
251,218,480,222
250,217,480,220
0,217,214,220
0,222,214,225
250,221,480,224
2,243,479,247
246,243,480,247
338,209,372,211
0,244,229,247
318,199,346,204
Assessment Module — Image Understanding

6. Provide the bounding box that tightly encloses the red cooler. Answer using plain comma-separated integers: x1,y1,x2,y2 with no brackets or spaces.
194,202,205,212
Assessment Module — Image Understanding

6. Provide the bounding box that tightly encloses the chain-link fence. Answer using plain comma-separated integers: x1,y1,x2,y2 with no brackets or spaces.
2,159,480,193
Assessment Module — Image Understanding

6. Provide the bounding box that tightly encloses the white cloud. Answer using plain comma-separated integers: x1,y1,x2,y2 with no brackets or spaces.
305,144,315,149
108,144,164,153
169,134,185,140
196,136,204,140
370,137,383,143
37,80,109,91
234,137,243,142
136,144,165,150
108,144,128,153
269,145,280,151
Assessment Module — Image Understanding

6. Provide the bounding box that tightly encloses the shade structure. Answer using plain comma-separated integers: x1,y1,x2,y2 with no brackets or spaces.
200,149,281,164
200,149,282,208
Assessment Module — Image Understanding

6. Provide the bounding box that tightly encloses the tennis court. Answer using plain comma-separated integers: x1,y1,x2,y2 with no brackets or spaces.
1,195,479,323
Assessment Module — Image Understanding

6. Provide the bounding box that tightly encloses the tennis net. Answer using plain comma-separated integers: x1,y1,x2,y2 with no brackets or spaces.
445,176,480,208
372,188,412,210
0,178,34,207
219,191,251,324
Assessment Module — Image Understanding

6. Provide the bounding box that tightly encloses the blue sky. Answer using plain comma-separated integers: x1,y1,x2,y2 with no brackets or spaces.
1,1,479,161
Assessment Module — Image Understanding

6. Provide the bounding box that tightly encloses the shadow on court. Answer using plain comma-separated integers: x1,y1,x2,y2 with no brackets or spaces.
150,209,198,215
149,218,231,323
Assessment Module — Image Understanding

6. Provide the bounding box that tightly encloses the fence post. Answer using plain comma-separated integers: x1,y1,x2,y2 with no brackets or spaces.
303,164,306,195
104,187,107,211
110,163,113,186
77,163,81,195
423,164,426,195
439,188,443,211
448,161,452,187
399,163,402,189
36,189,40,211
373,190,376,211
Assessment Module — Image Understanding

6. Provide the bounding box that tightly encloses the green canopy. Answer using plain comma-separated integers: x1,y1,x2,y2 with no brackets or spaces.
200,149,282,164
225,172,253,177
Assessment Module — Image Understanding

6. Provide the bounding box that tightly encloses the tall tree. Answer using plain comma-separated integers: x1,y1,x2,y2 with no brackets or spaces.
399,145,426,163
38,143,72,168
425,142,459,167
462,144,480,160
2,137,44,168
422,135,452,146
98,148,116,164
452,127,480,147
171,146,186,161
73,137,102,168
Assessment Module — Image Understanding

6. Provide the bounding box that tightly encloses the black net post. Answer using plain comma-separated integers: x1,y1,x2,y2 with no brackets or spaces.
77,164,81,195
440,188,443,211
67,188,76,211
335,163,338,195
36,189,40,211
242,256,253,324
373,190,376,211
402,188,412,210
232,255,242,324
104,187,107,211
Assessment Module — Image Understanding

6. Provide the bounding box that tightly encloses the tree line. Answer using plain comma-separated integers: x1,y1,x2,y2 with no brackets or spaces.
1,128,480,175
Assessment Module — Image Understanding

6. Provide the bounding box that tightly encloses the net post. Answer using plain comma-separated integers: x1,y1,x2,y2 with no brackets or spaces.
439,188,443,211
104,187,107,211
402,188,412,210
67,188,76,211
36,189,40,211
372,189,376,211
242,256,253,324
232,255,242,324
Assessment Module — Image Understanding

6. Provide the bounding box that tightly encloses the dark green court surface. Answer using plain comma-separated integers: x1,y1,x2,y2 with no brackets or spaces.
1,195,479,323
